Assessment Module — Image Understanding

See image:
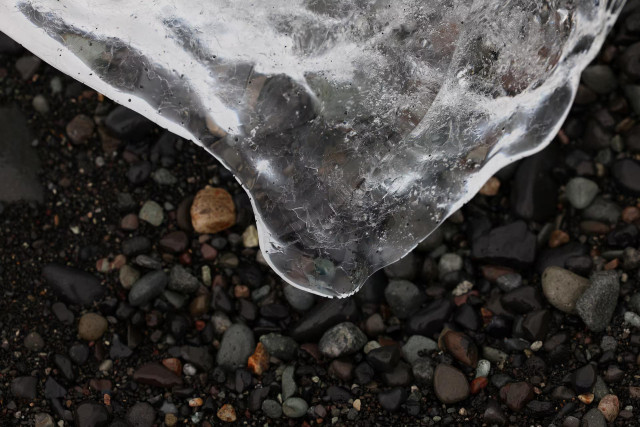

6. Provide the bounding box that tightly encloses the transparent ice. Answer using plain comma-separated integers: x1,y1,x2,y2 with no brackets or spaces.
0,0,624,297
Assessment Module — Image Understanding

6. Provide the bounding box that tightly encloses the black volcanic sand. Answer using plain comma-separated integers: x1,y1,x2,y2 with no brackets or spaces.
3,3,640,427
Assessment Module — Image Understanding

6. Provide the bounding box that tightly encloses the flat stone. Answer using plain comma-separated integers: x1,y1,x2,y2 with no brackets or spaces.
217,324,255,370
133,363,183,388
542,266,590,314
433,364,469,404
42,264,104,306
576,271,619,332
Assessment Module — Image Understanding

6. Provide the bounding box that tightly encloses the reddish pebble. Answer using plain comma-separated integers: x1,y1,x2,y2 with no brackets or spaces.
480,265,515,282
604,259,619,270
179,252,192,265
234,285,250,299
217,404,237,422
247,342,269,375
622,206,640,224
162,358,182,376
195,320,206,331
548,230,570,248
470,377,488,394
201,243,218,260
120,213,139,231
598,394,620,422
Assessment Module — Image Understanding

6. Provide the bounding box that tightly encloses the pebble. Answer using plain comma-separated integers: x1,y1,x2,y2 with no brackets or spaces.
122,236,151,256
366,345,401,372
318,322,367,358
384,252,417,280
583,197,621,224
127,161,152,185
499,382,534,412
565,177,599,209
190,186,236,233
541,266,590,314
133,363,183,388
242,225,259,247
283,284,315,312
74,402,110,427
598,394,620,422
575,271,619,332
15,55,41,79
572,363,597,394
282,365,297,399
34,413,55,427
262,400,282,419
42,264,104,306
406,299,454,336
126,402,155,427
217,404,237,423
439,253,463,276
495,273,522,292
119,265,140,290
582,65,618,94
259,333,299,361
439,330,478,367
159,231,188,253
402,335,438,365
378,388,407,412
24,331,44,351
476,359,491,378
32,94,49,114
138,200,164,226
612,159,640,194
151,168,177,185
472,221,536,268
411,358,434,384
291,298,358,341
624,311,640,328
433,364,469,404
11,376,37,399
66,114,94,145
511,148,558,221
128,270,168,306
168,265,200,294
282,397,308,418
78,313,108,341
217,324,255,370
384,280,424,318
582,407,607,427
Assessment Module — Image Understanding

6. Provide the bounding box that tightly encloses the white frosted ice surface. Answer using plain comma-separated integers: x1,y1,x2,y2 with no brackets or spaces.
0,0,624,296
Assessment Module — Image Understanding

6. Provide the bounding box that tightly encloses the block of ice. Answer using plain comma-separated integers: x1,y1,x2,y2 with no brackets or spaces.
0,0,624,296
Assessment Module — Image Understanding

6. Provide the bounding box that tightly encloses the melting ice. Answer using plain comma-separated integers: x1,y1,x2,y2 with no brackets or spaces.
0,0,625,296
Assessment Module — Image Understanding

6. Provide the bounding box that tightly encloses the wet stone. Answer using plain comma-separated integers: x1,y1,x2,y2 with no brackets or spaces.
259,333,298,361
24,331,44,351
572,364,597,394
128,270,168,306
412,358,434,385
439,330,478,367
542,266,590,314
168,265,199,294
575,271,619,332
74,401,110,427
378,388,407,412
499,382,534,412
133,363,183,388
472,221,537,268
318,322,367,358
433,364,469,404
282,397,308,418
217,324,255,370
11,376,37,399
126,402,156,427
384,280,424,319
42,264,104,306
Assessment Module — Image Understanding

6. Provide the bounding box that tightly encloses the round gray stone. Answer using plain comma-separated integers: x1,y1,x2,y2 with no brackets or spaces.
283,284,315,312
318,322,367,358
262,399,282,419
282,397,308,418
565,177,599,209
216,324,255,370
576,271,620,332
402,335,438,365
384,280,424,319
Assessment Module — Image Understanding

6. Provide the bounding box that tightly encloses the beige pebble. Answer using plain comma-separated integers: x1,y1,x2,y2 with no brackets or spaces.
190,186,235,234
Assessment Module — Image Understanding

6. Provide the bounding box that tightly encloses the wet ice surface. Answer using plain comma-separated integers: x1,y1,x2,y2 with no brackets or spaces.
0,1,624,296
